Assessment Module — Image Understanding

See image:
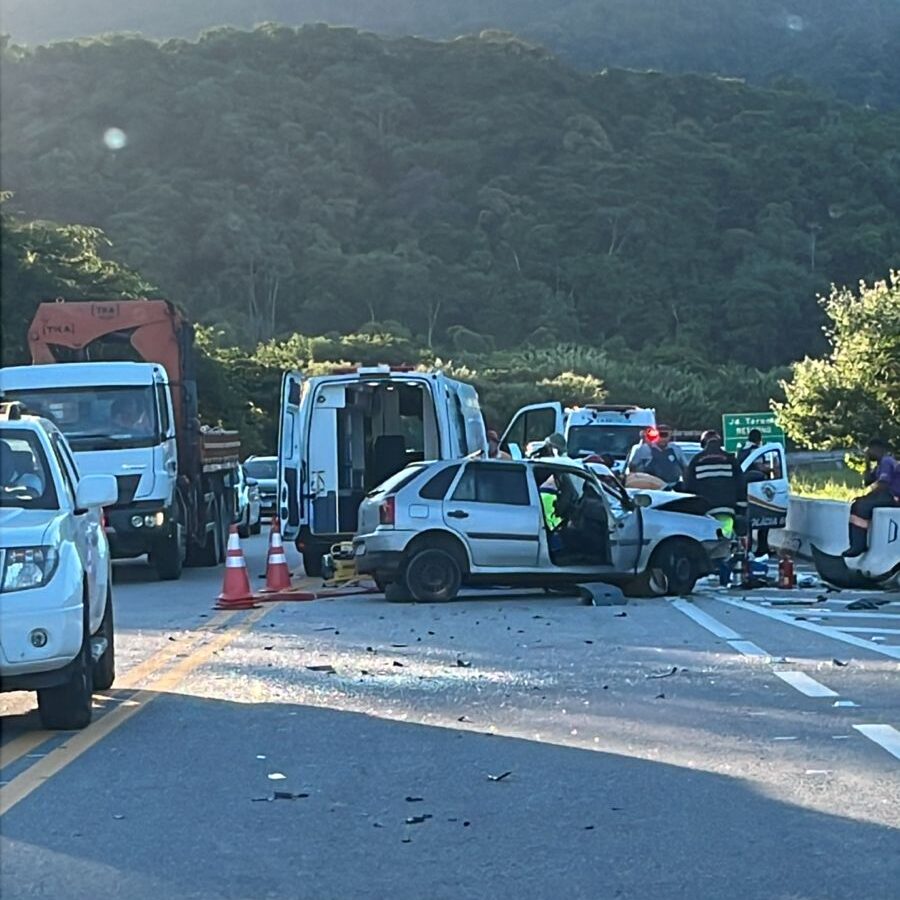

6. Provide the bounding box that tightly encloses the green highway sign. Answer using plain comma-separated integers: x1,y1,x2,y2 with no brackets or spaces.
721,412,785,453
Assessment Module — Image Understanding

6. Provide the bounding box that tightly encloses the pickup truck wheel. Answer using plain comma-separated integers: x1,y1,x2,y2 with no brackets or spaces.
405,548,462,603
302,549,323,578
92,585,116,691
38,607,94,730
651,539,699,596
152,525,184,580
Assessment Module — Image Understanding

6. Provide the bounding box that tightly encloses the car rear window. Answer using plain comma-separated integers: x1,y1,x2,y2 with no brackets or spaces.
418,464,461,500
367,464,427,497
244,459,277,479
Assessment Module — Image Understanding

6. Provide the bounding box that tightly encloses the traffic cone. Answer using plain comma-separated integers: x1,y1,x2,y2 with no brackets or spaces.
263,518,292,592
216,525,258,609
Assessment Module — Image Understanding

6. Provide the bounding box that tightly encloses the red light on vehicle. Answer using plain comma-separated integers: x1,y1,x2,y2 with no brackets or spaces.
645,427,660,442
379,496,396,526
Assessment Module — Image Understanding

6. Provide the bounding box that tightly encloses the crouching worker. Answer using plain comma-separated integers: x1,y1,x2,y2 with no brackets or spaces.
844,438,900,558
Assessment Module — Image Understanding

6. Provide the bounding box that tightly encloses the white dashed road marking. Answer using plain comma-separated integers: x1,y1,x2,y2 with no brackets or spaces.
773,670,839,698
670,598,741,639
727,640,769,658
852,725,900,761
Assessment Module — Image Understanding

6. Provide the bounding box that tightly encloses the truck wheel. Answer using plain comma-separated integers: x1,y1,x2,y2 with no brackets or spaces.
92,585,116,691
152,525,184,580
238,508,250,540
650,539,699,596
38,605,94,730
302,549,323,578
404,548,462,603
196,498,224,567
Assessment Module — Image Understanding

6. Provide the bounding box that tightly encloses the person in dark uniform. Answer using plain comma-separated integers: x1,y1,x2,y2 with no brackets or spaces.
844,437,900,557
684,431,743,537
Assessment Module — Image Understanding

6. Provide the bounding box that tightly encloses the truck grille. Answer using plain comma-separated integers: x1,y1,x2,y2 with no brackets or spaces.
115,475,141,506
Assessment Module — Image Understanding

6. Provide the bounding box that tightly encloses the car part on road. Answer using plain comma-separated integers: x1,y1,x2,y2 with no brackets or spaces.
577,582,627,606
811,543,900,590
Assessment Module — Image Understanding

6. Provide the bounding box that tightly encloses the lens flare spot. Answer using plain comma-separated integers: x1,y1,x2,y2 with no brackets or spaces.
103,127,127,150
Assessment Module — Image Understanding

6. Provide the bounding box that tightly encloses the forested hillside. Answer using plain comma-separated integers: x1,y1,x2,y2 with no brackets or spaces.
2,26,899,372
3,0,898,107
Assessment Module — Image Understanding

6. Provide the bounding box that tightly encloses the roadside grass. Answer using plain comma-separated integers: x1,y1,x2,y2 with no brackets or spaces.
790,466,862,502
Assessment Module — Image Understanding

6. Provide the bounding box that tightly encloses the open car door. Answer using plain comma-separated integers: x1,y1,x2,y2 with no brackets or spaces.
741,442,789,528
500,402,564,457
277,371,305,540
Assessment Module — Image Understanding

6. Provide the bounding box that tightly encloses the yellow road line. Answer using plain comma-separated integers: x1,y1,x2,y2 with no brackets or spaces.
0,610,234,771
0,604,272,816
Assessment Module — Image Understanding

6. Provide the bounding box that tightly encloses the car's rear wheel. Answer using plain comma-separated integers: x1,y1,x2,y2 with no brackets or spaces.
92,585,116,691
38,604,94,730
650,539,699,595
302,549,324,578
404,548,462,603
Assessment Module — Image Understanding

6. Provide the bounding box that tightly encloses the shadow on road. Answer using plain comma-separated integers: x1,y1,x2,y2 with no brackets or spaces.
2,692,899,900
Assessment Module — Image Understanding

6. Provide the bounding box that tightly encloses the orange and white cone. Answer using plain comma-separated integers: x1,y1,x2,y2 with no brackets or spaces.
216,525,258,609
263,518,292,592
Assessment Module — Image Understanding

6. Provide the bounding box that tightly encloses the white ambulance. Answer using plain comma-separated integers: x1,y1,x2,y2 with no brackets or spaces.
278,366,487,575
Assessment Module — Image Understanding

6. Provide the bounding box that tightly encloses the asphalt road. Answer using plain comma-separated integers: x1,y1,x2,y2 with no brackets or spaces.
2,534,898,899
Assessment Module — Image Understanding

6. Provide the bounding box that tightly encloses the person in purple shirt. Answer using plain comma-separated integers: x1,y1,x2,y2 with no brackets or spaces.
844,437,900,557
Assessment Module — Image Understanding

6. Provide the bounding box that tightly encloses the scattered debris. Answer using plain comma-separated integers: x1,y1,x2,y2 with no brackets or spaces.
833,700,858,708
393,660,405,667
584,640,594,644
251,790,310,802
306,664,336,674
391,643,408,648
256,754,266,760
654,693,666,700
487,771,512,782
463,821,471,827
267,772,287,781
832,658,848,667
366,646,376,653
583,825,595,831
427,630,435,635
846,599,879,611
455,658,471,668
772,736,797,741
263,645,274,651
457,715,470,722
405,796,424,803
405,814,432,825
313,626,336,631
168,636,177,642
646,666,678,679
112,814,125,820
614,612,627,618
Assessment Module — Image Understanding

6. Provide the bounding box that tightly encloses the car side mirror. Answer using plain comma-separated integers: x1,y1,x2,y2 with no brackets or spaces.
633,492,652,509
75,474,118,509
245,477,258,487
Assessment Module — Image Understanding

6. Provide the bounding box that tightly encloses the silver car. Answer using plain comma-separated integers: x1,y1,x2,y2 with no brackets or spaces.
354,458,730,602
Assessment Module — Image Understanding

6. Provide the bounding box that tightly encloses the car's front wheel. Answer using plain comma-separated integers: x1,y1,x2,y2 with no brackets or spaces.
92,585,116,691
404,548,462,603
650,539,699,596
38,606,94,730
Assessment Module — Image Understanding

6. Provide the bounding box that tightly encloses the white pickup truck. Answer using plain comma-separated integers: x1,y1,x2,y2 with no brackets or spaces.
0,404,118,729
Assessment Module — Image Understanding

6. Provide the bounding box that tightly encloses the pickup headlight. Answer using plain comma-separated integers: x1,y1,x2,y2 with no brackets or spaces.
1,546,59,593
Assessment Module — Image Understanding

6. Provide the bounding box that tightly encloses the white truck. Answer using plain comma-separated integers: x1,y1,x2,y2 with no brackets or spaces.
278,365,487,575
0,360,240,580
500,402,656,470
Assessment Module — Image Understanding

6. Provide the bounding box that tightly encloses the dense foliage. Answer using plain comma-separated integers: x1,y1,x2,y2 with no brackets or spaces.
2,27,899,376
0,199,154,365
777,272,900,452
3,1,898,107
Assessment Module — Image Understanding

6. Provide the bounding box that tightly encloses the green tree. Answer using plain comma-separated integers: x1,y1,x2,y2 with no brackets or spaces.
776,272,900,450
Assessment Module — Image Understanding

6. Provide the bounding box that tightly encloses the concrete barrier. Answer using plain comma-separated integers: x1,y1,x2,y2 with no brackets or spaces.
771,496,848,558
772,497,900,572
